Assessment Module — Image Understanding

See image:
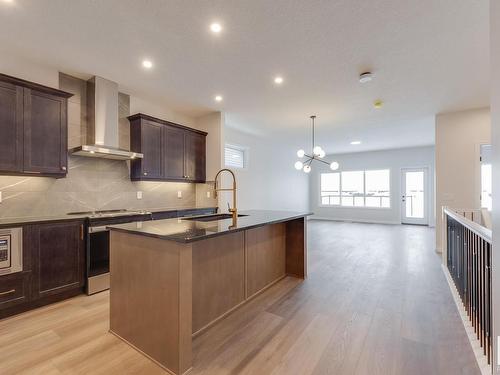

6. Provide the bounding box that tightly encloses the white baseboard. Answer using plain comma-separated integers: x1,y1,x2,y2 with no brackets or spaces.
441,264,492,375
309,216,401,225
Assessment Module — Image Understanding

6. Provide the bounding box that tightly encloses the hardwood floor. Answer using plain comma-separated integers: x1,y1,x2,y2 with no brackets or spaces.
0,221,479,374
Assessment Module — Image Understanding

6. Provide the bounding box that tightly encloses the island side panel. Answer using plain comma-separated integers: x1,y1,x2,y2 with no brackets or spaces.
109,231,193,375
192,231,245,334
285,217,307,278
246,223,286,298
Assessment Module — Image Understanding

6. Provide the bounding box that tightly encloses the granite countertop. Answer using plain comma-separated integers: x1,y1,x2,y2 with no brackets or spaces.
108,210,312,243
0,207,217,228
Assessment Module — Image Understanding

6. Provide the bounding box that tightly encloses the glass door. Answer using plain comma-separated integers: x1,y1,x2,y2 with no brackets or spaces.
401,168,428,225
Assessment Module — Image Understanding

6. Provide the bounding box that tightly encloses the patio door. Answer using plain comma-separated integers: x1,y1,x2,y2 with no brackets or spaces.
401,168,428,225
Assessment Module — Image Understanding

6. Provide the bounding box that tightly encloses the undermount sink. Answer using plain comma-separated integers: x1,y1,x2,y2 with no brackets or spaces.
183,214,248,222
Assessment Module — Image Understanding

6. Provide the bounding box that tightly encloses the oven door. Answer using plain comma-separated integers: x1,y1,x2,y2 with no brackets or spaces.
87,226,110,295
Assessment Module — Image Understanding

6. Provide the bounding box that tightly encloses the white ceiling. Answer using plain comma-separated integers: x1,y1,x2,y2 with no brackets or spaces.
0,0,490,153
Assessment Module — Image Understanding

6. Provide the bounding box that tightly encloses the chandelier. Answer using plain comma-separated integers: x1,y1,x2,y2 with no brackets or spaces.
294,115,339,173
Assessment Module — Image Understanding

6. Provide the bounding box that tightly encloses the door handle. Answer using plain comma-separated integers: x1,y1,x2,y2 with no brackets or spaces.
0,289,15,296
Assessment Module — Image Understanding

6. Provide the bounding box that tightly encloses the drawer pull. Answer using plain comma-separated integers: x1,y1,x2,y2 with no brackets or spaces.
0,289,15,296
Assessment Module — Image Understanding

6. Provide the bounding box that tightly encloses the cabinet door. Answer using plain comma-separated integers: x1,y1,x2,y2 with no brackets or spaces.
140,121,163,179
184,131,206,182
0,82,23,173
163,125,185,180
23,89,68,175
32,221,85,298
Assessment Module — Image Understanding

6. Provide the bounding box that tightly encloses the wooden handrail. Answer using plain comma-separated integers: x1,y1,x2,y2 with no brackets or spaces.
443,207,491,243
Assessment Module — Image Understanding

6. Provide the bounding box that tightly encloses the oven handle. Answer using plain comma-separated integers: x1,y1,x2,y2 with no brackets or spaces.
89,226,110,233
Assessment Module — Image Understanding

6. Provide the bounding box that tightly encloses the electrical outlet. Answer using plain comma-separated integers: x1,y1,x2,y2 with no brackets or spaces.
136,191,143,200
177,191,182,199
206,191,211,198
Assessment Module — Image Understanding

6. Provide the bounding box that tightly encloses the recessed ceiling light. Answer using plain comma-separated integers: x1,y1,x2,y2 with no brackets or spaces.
359,72,373,83
214,95,223,102
274,76,284,84
142,60,153,69
350,141,362,145
1,0,14,3
373,99,383,109
210,22,222,34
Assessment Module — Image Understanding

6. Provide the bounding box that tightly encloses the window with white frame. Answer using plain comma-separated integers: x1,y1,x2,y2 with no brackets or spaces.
320,169,390,208
225,144,247,169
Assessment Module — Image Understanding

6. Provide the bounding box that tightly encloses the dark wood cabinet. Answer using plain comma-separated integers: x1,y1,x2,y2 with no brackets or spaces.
0,73,72,178
184,131,206,182
129,113,207,182
24,89,68,175
0,219,85,319
0,81,23,173
130,119,163,179
163,125,185,180
30,221,85,298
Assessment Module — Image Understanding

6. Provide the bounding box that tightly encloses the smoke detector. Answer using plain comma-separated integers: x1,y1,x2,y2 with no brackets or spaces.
359,72,373,83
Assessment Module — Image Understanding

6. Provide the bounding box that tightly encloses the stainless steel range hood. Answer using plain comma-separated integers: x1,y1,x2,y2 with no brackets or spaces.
70,76,143,160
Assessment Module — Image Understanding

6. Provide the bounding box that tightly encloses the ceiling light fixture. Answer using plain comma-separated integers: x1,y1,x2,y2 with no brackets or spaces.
214,95,223,102
274,76,284,84
373,99,383,109
295,115,339,173
359,72,373,83
142,60,153,69
210,22,222,33
350,141,361,145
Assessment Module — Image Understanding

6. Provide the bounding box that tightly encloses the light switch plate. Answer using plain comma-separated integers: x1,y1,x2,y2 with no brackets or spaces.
0,191,2,203
206,191,211,198
177,191,182,199
136,191,143,200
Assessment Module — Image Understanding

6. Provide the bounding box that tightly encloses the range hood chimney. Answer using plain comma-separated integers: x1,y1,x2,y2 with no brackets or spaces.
70,76,143,160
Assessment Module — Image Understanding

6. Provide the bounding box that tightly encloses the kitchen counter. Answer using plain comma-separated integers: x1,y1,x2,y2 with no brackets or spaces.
108,210,312,243
0,207,217,228
109,210,309,374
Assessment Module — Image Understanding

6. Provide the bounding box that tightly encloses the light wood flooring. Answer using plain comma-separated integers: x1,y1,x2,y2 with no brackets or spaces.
0,221,479,374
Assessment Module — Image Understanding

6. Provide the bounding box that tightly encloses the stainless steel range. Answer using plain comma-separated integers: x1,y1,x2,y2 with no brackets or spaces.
68,209,152,295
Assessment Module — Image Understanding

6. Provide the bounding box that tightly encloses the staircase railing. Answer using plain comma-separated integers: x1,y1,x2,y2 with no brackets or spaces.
443,207,492,371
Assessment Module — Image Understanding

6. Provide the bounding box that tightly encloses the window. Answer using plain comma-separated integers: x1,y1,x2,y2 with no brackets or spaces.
320,169,390,208
320,173,340,205
341,171,364,207
225,144,247,169
365,169,390,208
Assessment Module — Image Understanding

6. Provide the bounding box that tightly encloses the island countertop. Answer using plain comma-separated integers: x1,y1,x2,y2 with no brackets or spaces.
108,210,312,243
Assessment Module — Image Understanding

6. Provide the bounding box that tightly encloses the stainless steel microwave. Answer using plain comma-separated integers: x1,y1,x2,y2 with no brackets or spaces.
0,227,22,276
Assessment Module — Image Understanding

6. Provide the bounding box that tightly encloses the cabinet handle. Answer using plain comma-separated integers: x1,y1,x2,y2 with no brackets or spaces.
80,224,84,241
0,289,15,296
24,171,41,174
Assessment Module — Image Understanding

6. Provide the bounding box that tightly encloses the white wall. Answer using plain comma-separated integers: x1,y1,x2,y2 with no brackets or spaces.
490,1,500,371
221,127,309,212
435,108,491,252
309,146,435,225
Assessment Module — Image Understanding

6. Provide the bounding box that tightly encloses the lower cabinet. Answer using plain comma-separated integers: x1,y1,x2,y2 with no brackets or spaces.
0,220,85,319
0,272,31,311
30,221,85,298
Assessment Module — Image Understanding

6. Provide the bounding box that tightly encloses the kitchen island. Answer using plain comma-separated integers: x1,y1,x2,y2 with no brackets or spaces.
108,210,310,375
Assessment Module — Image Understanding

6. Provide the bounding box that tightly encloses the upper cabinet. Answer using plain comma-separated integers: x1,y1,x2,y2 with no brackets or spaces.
0,74,72,178
128,113,207,182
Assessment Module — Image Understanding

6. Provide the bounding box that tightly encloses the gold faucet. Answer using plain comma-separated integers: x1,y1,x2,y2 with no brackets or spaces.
214,168,237,223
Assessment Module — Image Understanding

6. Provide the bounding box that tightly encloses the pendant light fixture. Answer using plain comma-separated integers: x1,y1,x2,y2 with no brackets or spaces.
294,115,339,173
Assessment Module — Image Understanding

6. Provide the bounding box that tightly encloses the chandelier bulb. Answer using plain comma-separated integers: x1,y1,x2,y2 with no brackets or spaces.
297,149,305,158
313,146,322,156
330,161,339,171
303,165,311,173
294,161,304,170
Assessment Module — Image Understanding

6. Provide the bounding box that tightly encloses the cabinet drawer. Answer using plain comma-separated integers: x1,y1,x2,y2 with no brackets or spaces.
0,272,29,309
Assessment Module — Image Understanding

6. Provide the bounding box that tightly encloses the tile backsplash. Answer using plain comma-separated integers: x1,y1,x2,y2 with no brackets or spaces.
0,73,216,218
